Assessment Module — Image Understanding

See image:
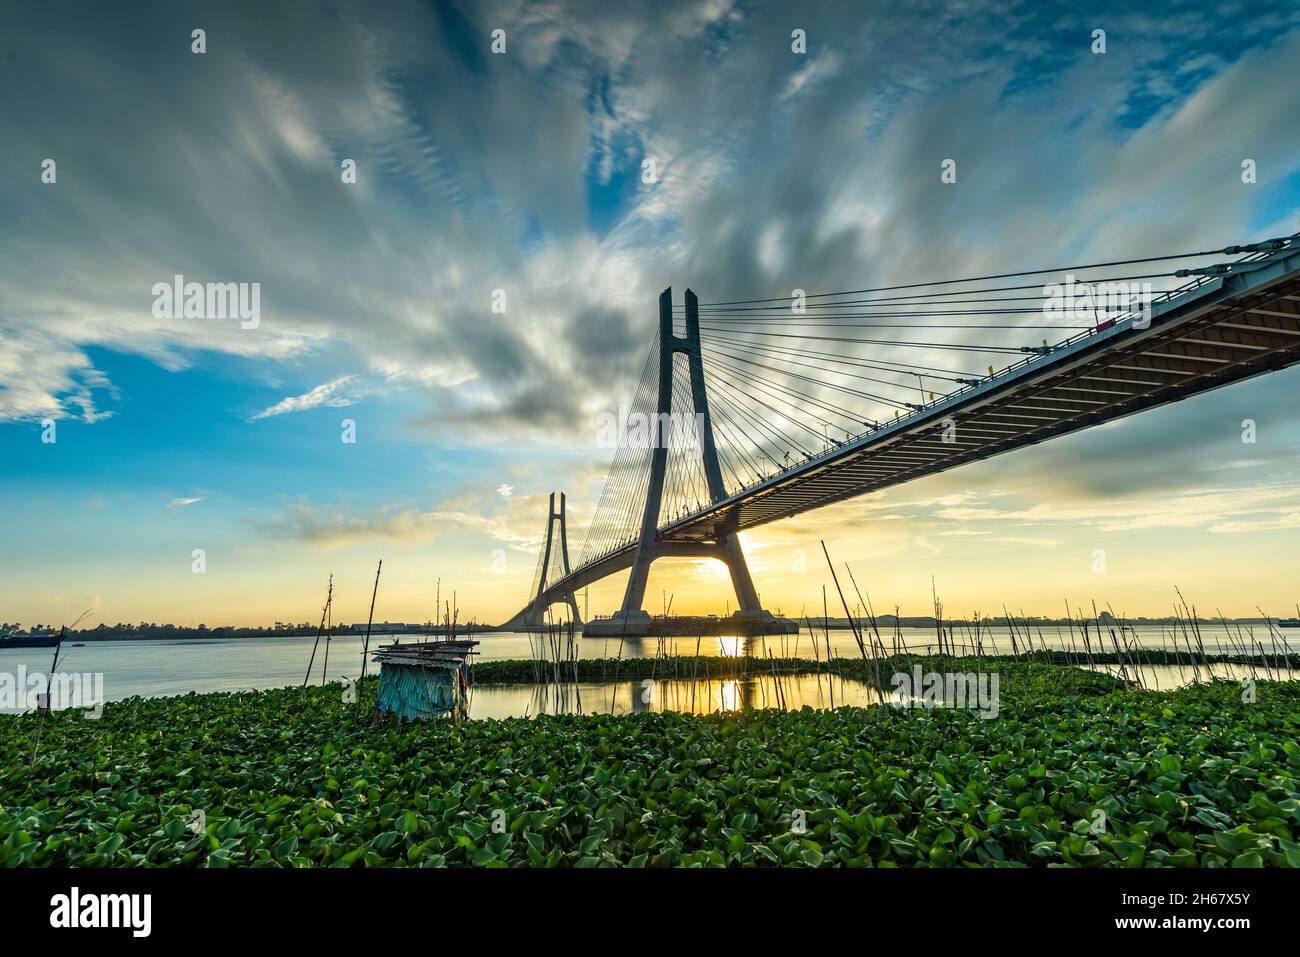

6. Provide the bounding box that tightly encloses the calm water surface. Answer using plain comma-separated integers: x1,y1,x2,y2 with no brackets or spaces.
1,626,1295,717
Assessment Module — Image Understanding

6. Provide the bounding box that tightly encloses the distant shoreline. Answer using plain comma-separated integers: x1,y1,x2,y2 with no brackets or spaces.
0,625,496,645
2,614,1294,646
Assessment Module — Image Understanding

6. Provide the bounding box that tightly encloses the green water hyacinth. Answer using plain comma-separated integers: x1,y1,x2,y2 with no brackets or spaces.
1,660,1297,868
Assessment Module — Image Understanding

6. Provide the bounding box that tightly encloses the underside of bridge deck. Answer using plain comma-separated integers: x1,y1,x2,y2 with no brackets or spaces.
658,259,1300,542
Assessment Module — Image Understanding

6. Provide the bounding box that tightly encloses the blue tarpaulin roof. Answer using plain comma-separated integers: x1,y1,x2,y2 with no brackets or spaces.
371,640,477,721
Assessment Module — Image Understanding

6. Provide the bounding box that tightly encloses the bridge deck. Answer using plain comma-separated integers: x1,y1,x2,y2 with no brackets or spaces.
656,247,1300,543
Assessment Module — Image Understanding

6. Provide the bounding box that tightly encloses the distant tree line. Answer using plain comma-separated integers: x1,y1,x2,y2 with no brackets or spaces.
6,622,354,640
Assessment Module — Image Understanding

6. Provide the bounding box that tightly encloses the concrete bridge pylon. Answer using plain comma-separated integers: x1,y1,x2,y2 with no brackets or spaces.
516,491,581,630
605,287,770,633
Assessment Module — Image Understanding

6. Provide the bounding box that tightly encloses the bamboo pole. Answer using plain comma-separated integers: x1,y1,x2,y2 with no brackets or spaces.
321,583,333,685
303,575,332,687
357,560,382,715
821,541,883,704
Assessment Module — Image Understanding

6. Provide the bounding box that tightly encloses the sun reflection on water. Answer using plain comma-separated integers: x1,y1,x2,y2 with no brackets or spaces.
718,679,739,712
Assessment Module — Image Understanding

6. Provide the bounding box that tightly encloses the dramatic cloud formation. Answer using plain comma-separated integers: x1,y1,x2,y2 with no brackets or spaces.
6,2,1296,437
2,1,1298,623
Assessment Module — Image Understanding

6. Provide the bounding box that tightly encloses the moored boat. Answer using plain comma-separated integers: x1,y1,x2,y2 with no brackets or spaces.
0,630,62,648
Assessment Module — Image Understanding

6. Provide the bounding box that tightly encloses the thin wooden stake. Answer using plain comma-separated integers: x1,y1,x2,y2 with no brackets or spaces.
357,560,382,715
304,575,332,687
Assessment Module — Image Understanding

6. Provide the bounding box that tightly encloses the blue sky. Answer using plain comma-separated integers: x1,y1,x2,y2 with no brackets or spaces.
1,0,1299,626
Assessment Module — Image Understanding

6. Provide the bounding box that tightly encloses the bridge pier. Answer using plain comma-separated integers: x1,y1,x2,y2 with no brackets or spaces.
501,287,795,637
605,287,776,635
506,492,581,630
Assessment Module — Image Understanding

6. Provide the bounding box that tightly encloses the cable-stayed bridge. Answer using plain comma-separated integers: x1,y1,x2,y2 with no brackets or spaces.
503,236,1300,634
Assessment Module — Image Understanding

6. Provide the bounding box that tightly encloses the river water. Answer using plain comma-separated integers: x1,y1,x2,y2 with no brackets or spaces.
1,625,1295,717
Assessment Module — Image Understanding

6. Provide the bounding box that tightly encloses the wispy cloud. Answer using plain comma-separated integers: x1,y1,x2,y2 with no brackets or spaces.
168,497,205,508
248,376,360,422
250,492,547,550
931,485,1300,534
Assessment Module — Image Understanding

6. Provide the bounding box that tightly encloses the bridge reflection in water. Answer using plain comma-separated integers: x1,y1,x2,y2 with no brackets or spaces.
466,661,1295,720
468,671,875,720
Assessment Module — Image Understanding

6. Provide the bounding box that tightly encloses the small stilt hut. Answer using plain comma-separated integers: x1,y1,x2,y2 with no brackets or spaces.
371,639,478,722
